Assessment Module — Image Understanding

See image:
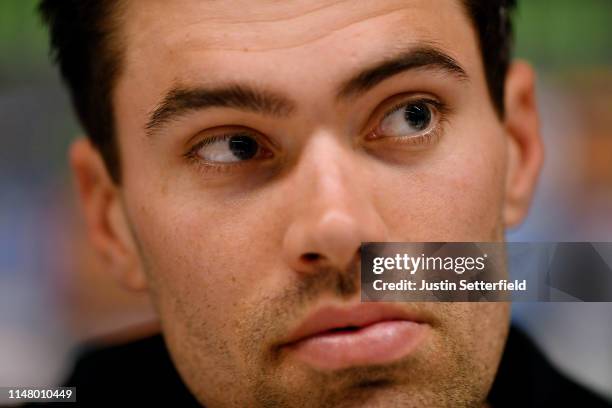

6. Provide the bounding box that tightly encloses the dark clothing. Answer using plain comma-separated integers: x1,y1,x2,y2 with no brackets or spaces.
26,326,611,407
488,327,611,407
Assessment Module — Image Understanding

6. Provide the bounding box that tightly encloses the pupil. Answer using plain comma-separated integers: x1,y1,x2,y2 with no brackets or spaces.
229,135,258,160
404,103,431,131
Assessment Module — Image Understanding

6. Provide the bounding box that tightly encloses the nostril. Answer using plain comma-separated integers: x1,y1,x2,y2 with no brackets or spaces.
301,253,321,262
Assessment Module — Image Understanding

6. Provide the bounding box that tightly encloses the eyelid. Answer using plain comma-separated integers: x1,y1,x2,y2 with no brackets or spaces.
382,97,448,122
184,126,275,158
369,95,449,138
361,93,447,138
184,133,275,177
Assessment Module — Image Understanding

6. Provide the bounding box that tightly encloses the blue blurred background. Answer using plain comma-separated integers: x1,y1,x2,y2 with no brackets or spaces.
1,0,611,402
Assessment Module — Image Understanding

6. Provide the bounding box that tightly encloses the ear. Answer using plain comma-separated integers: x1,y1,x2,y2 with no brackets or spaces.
502,61,544,228
69,138,148,291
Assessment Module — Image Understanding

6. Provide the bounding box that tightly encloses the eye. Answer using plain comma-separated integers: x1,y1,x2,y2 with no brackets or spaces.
375,100,439,139
193,133,269,164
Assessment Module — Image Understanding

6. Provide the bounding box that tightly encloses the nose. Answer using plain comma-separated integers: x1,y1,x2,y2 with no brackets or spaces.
282,134,388,274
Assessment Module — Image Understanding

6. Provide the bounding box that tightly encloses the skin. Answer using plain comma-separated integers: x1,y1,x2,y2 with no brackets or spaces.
70,0,543,406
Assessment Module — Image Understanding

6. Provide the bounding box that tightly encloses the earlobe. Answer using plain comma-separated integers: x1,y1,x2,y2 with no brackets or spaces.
502,61,544,228
69,138,148,291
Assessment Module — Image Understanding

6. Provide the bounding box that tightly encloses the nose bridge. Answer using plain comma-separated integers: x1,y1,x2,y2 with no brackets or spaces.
300,132,362,210
282,131,388,274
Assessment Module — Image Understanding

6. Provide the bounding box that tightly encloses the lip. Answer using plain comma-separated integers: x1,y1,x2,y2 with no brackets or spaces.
281,303,429,370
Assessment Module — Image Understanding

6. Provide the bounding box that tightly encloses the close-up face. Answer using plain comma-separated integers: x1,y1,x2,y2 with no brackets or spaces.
71,0,542,407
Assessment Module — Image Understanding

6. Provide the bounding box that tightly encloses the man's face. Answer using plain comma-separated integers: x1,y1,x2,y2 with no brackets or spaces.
83,0,540,406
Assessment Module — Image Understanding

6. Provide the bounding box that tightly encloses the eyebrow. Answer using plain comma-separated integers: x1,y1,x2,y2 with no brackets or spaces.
145,84,297,136
336,45,469,100
145,45,468,136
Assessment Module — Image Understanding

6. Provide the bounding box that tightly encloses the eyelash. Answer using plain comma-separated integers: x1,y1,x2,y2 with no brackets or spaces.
368,96,450,147
184,132,262,175
185,96,450,173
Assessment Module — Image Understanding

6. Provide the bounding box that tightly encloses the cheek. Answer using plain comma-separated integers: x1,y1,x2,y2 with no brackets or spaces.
126,187,286,337
451,302,511,393
377,127,507,241
124,191,287,395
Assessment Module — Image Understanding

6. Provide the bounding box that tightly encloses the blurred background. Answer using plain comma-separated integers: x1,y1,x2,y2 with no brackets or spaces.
1,0,611,403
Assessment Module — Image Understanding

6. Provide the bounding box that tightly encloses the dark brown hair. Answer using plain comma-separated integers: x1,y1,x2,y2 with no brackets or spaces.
39,0,517,183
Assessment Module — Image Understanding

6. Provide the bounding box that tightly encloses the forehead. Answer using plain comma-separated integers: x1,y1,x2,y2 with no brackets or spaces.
123,0,471,49
116,0,481,114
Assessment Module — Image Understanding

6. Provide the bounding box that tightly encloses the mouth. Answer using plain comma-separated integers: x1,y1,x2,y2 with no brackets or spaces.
281,303,429,371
